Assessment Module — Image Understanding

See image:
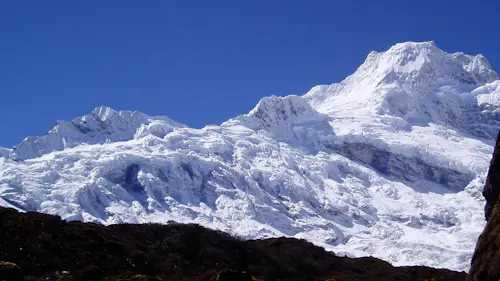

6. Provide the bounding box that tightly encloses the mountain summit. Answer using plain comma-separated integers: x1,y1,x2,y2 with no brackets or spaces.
306,41,499,137
10,106,186,161
0,42,497,272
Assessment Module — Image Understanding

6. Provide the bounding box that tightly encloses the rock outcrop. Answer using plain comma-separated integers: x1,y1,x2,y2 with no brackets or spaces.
0,207,465,281
467,131,500,280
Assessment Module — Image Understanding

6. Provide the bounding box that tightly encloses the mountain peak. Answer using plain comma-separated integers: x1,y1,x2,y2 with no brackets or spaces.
229,95,329,130
389,40,437,51
223,95,333,149
306,41,499,135
354,41,497,82
91,106,119,120
248,95,323,123
366,41,437,57
10,107,185,161
90,106,152,122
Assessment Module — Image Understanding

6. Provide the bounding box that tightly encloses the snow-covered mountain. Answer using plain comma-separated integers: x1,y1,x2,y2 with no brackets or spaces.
10,106,186,161
0,41,497,272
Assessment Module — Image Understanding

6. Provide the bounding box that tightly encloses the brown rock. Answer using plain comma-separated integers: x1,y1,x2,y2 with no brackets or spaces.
467,131,500,281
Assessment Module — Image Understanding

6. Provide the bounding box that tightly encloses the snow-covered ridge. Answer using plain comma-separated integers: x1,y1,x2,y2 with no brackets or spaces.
305,41,499,138
0,148,11,158
0,41,498,272
224,95,335,151
10,106,186,161
474,80,500,107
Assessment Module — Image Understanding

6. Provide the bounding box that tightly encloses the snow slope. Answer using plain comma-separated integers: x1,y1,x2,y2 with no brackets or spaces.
0,42,497,272
10,106,186,161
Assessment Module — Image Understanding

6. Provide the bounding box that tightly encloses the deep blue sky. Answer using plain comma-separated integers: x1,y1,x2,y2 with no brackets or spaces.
1,0,499,147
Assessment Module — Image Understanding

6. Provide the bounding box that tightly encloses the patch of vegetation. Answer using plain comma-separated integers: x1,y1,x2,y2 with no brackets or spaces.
0,261,19,270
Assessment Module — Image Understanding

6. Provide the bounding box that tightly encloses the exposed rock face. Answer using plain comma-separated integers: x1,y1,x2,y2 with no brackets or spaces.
467,131,500,280
0,207,466,281
483,131,500,221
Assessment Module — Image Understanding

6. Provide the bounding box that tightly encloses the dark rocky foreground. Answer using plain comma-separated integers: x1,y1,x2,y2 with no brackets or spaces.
0,207,465,281
467,132,500,281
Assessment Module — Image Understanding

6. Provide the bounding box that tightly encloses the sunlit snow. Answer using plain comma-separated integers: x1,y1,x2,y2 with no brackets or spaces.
1,41,499,272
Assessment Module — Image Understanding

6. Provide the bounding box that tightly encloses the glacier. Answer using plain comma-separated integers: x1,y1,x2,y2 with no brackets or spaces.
0,41,498,272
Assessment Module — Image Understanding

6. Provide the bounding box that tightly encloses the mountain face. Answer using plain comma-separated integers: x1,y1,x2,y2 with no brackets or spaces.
467,133,500,280
10,106,186,161
0,41,497,272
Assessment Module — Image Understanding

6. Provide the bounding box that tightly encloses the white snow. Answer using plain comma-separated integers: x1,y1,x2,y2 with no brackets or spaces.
474,80,500,106
0,148,11,158
0,41,498,272
9,106,186,161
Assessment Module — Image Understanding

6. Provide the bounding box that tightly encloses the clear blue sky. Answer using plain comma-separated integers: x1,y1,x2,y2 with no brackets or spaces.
1,0,499,148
